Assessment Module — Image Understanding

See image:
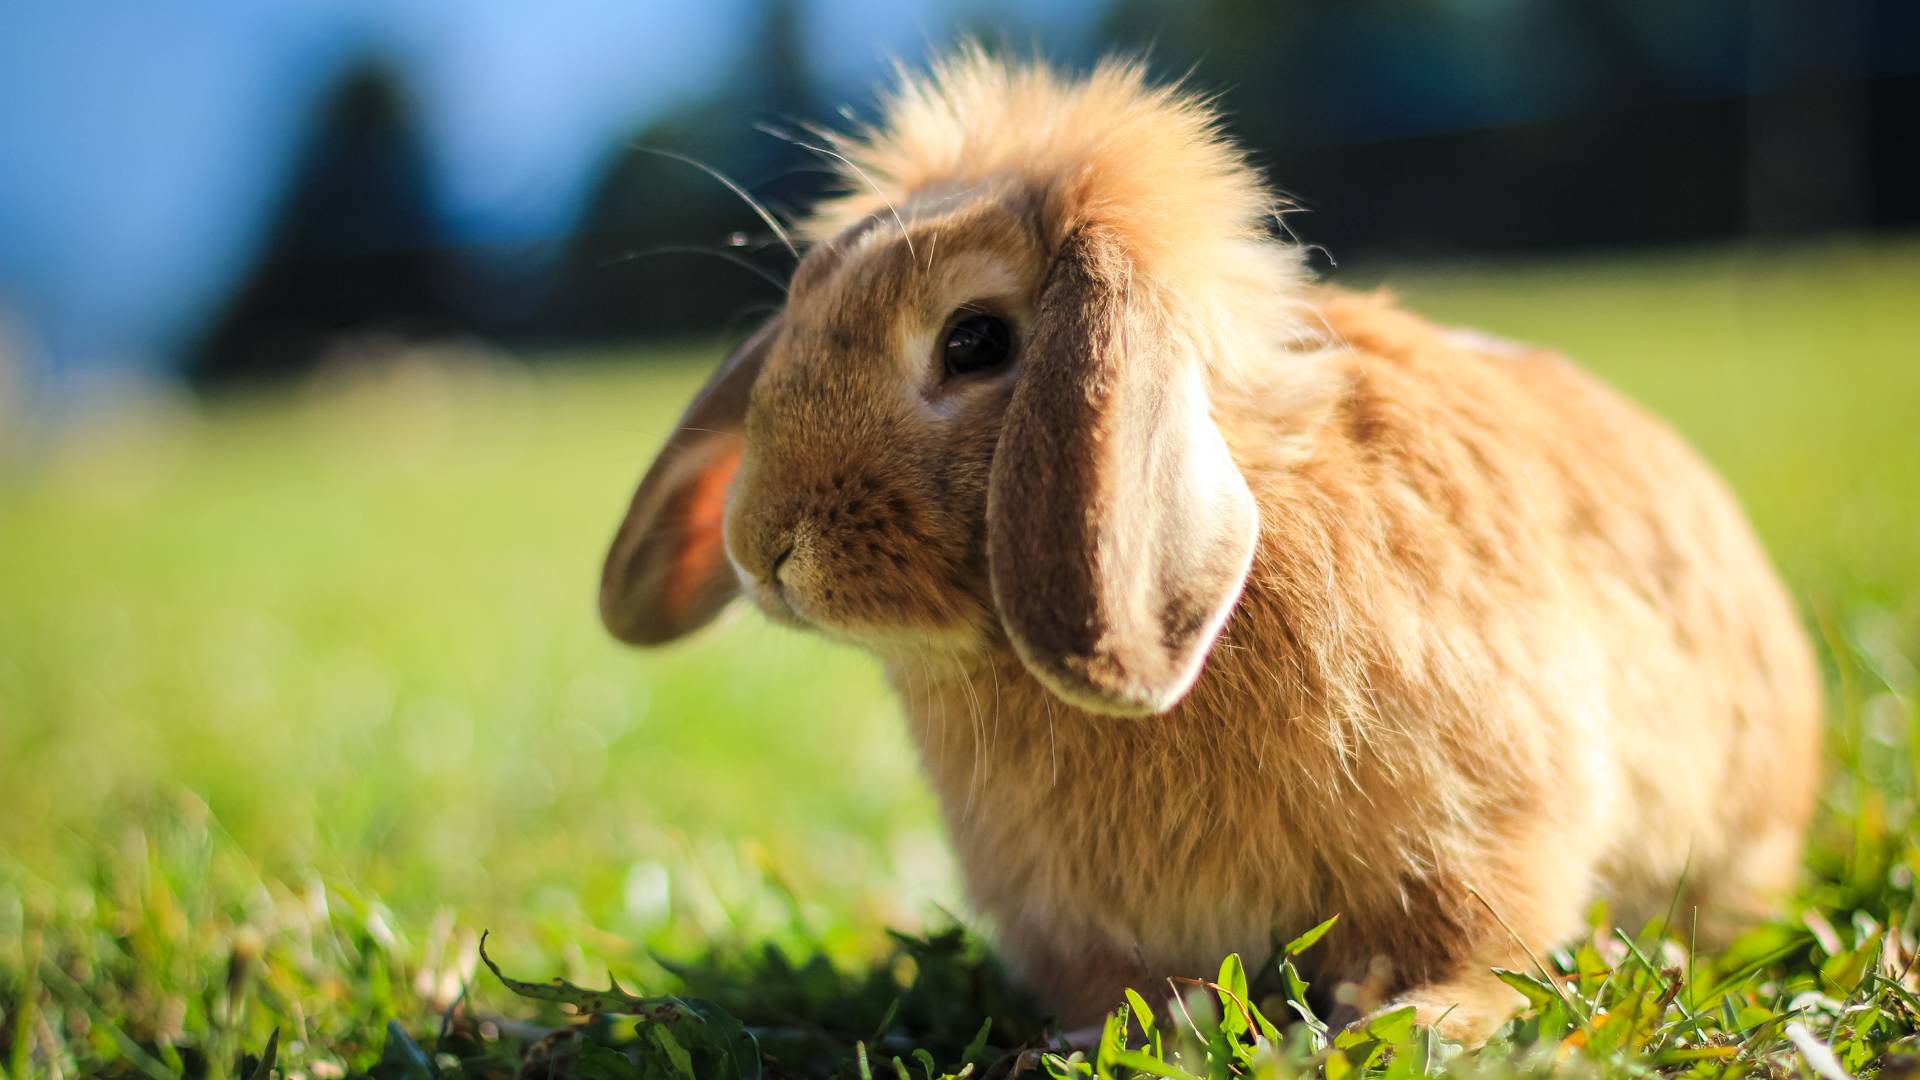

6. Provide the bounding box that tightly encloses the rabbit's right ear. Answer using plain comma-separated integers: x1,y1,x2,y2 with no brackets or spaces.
600,318,779,645
988,227,1258,715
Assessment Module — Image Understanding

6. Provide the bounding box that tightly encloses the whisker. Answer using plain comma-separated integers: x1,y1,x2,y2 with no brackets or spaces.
948,645,986,822
719,306,784,349
759,123,916,266
628,144,800,261
599,245,790,295
1043,691,1059,789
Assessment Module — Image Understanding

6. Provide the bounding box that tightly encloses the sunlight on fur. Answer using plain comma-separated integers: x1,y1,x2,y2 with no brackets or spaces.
603,48,1822,1045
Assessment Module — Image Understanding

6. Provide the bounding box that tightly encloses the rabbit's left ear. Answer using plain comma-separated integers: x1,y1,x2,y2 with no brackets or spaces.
988,226,1258,715
601,318,779,645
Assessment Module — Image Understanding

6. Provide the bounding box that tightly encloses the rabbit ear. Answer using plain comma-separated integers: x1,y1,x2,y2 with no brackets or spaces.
988,228,1258,715
600,318,779,645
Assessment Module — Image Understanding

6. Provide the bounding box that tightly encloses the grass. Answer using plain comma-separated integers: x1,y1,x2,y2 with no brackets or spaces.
1,238,1917,1078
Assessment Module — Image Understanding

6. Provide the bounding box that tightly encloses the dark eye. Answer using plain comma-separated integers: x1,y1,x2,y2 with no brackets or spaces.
941,314,1014,378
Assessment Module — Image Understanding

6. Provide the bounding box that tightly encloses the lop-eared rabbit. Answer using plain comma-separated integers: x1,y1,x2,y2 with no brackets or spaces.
600,51,1821,1041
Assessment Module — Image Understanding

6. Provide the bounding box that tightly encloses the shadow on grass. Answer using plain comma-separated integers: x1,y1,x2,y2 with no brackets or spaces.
380,923,1050,1080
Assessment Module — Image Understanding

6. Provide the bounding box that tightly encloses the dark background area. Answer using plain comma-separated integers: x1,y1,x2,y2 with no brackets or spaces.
4,0,1914,392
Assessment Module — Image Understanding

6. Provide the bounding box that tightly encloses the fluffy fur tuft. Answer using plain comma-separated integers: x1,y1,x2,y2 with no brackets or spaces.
801,47,1325,399
805,48,1276,273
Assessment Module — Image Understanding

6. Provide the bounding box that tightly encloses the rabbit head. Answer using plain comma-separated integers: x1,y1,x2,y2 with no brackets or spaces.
601,51,1323,715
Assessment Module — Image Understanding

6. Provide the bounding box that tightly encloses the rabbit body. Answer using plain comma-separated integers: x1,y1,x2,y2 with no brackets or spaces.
894,290,1820,1038
600,51,1822,1041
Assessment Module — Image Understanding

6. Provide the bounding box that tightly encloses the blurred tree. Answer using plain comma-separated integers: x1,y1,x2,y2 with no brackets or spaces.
189,64,449,384
547,0,817,344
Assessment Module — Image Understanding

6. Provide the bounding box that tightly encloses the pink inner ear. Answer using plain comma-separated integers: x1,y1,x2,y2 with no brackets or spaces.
664,443,743,619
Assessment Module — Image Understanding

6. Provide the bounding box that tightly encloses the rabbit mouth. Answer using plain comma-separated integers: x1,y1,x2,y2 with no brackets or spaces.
734,554,991,656
736,565,810,630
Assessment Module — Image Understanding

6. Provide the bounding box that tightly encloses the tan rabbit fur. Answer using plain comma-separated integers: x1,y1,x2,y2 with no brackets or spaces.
600,50,1823,1043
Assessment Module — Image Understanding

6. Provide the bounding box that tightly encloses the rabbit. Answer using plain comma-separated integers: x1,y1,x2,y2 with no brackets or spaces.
598,50,1822,1043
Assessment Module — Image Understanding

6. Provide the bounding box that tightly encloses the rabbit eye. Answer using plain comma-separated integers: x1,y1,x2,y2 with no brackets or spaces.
941,314,1014,378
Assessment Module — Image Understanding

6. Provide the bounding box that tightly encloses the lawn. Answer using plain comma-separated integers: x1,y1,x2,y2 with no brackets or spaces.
2,240,1917,1078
